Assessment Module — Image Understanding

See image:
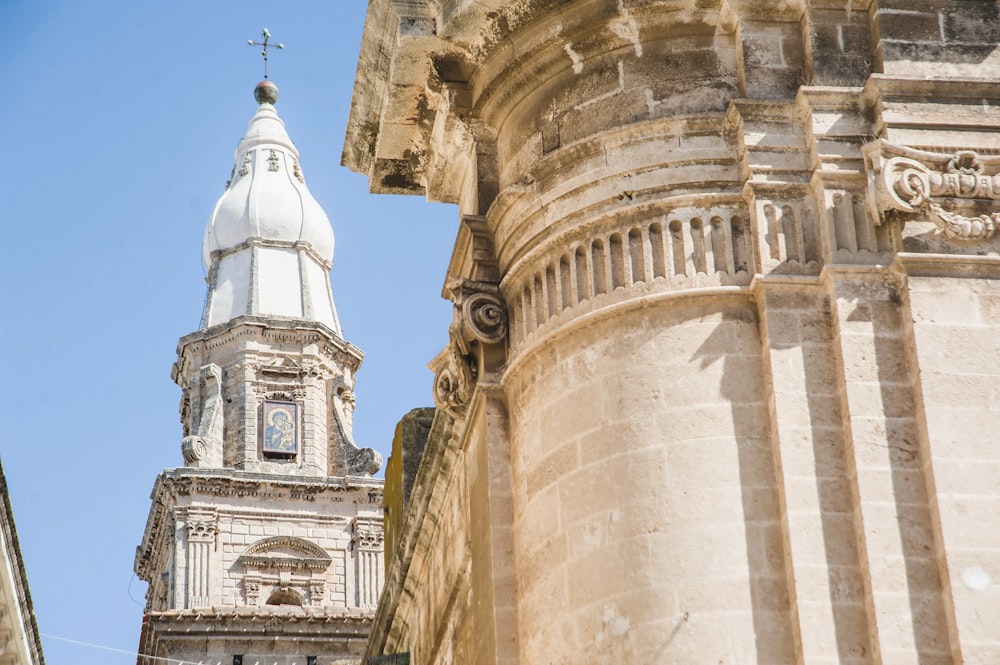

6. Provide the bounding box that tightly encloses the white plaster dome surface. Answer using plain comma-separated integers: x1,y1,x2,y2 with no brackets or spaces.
203,102,334,268
199,83,342,334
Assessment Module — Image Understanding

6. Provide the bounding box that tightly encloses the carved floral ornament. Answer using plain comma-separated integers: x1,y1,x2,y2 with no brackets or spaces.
865,141,1000,241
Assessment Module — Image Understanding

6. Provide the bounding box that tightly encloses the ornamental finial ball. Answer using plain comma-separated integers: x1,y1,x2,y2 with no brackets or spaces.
254,80,279,105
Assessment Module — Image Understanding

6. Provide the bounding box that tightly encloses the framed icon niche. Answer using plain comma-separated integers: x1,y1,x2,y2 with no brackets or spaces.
261,400,299,458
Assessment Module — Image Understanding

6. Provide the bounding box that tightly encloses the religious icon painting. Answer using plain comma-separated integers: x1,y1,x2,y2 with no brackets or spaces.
262,400,298,455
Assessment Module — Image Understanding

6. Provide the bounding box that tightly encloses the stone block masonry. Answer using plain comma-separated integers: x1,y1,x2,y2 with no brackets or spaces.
346,1,1000,663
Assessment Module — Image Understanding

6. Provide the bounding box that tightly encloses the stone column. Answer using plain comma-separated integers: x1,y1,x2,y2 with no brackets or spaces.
183,511,217,609
353,517,384,609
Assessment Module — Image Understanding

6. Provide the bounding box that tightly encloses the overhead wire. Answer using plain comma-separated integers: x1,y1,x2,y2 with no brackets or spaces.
41,633,204,665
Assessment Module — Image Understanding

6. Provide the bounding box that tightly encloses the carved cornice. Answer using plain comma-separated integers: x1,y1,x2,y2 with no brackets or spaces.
865,141,1000,241
142,608,375,633
176,318,363,366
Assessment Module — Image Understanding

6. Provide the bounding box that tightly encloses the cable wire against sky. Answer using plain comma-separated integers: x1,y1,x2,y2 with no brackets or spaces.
41,633,204,665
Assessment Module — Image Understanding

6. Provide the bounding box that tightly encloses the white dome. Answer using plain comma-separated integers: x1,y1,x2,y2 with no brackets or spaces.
202,101,334,270
198,86,342,335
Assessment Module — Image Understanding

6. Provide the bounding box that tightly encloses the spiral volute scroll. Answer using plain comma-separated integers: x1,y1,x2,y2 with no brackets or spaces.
181,435,209,464
462,292,508,344
866,142,1000,241
432,343,476,418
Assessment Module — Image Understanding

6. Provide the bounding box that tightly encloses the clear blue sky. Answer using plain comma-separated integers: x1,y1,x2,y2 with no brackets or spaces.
0,2,456,662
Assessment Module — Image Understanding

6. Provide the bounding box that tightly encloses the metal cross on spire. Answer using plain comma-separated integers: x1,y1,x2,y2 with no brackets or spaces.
248,28,284,79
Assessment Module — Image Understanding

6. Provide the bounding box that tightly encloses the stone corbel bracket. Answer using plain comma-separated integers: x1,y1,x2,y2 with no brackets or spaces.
864,140,1000,241
429,283,508,419
429,214,508,418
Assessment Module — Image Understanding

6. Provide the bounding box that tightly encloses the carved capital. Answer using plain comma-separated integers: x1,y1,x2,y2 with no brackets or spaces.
308,580,325,606
865,141,1000,241
185,514,218,543
353,517,384,552
243,576,261,606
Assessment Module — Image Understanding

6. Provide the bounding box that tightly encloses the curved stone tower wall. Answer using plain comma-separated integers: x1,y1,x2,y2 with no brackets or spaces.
348,1,1000,663
506,296,789,662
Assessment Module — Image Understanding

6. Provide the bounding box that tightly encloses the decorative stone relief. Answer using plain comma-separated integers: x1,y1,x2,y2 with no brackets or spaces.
347,447,383,476
308,580,325,607
865,141,1000,241
238,152,251,177
237,536,333,608
293,160,305,183
181,363,224,467
429,334,477,418
243,576,261,606
268,149,280,172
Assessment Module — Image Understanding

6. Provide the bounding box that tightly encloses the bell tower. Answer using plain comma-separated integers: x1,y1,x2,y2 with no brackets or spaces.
135,75,384,665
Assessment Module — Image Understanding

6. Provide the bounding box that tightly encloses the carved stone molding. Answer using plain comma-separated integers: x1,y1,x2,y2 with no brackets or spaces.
865,141,1000,241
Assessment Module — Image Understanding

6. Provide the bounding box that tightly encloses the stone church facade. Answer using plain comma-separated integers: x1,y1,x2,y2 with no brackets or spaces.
344,1,1000,664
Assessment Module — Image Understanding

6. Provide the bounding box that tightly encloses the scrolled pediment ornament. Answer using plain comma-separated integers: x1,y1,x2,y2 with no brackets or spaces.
865,141,1000,241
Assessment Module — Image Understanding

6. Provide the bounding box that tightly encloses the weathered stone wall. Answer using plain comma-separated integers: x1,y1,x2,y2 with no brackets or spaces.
346,1,1000,663
382,408,435,563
